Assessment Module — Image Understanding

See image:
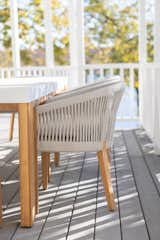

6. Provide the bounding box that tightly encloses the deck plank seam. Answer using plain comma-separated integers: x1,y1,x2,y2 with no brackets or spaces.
113,142,123,240
133,129,160,199
66,153,86,239
9,222,20,240
37,154,73,240
4,186,19,212
9,176,46,240
0,149,18,170
91,158,99,240
4,165,19,183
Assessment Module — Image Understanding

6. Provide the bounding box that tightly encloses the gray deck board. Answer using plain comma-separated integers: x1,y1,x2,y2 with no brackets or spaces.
115,131,149,240
123,130,160,240
95,152,121,240
0,116,160,240
12,154,71,240
134,129,160,194
67,152,98,240
39,153,84,240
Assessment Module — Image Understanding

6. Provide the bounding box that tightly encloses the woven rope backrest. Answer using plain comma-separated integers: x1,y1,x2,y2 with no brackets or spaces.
37,80,125,145
103,89,124,146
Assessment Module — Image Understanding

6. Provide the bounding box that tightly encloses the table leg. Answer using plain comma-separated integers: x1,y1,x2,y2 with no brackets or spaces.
33,106,38,214
18,103,38,227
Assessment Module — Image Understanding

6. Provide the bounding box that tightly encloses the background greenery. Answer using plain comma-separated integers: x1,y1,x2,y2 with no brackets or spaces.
0,0,153,67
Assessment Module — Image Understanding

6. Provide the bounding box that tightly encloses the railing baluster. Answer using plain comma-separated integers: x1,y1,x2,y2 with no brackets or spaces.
100,68,104,78
0,64,139,120
120,68,124,82
88,69,94,83
110,68,113,76
130,68,135,119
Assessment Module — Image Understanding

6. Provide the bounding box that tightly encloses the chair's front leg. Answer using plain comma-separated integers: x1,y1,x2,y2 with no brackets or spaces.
107,148,112,163
97,142,116,211
41,153,50,190
54,152,60,167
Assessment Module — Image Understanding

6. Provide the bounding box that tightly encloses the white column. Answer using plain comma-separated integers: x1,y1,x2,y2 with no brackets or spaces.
153,0,160,153
68,0,85,88
154,0,160,62
139,0,147,63
43,0,54,67
10,0,20,69
138,0,147,125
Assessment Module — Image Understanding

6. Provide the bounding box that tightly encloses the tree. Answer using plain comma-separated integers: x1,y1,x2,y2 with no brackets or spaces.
0,0,12,66
18,0,69,65
0,0,69,66
0,0,153,67
85,0,139,63
147,23,154,62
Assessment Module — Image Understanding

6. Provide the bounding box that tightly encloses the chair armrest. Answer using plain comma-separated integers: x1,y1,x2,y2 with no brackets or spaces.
46,76,122,104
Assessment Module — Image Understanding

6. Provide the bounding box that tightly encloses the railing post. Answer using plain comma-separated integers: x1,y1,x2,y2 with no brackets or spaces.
130,68,135,119
153,0,160,153
154,0,160,63
43,0,54,68
10,0,20,74
68,0,85,88
138,0,147,124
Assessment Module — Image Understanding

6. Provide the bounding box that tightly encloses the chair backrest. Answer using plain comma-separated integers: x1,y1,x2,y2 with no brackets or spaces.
37,77,125,152
47,75,120,102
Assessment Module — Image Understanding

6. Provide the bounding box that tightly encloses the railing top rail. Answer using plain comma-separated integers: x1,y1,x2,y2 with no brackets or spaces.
0,63,140,72
140,62,160,68
83,63,139,69
0,63,140,122
0,66,71,71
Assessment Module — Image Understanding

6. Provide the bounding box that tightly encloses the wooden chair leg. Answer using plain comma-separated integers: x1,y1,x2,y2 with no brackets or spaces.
97,142,116,211
42,153,50,190
54,152,60,167
0,181,2,224
9,113,15,142
107,148,111,163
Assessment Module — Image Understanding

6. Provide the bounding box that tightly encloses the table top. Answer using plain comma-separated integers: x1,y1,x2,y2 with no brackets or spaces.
0,77,67,103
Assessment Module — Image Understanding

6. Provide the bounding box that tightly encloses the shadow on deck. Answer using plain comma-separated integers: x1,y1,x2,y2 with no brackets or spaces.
0,117,160,240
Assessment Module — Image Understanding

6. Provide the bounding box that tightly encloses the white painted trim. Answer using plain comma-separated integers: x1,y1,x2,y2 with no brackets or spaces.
9,0,20,68
139,0,147,63
43,0,54,67
68,0,85,88
154,0,160,63
138,0,147,125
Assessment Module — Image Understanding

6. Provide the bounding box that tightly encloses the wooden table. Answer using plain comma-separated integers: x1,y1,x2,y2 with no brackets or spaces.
0,78,66,227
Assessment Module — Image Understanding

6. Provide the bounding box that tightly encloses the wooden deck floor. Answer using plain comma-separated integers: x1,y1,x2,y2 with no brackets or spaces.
0,115,160,239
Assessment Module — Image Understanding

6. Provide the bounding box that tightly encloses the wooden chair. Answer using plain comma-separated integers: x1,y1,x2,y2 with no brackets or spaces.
36,77,125,211
8,86,68,142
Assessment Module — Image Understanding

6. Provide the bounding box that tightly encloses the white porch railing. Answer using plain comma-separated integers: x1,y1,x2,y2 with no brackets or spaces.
83,63,139,120
139,63,160,153
0,66,71,78
0,63,139,120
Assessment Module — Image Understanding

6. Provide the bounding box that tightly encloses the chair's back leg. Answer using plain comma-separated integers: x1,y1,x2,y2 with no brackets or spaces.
54,152,60,167
97,142,116,211
9,113,15,142
107,148,111,163
41,153,50,190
